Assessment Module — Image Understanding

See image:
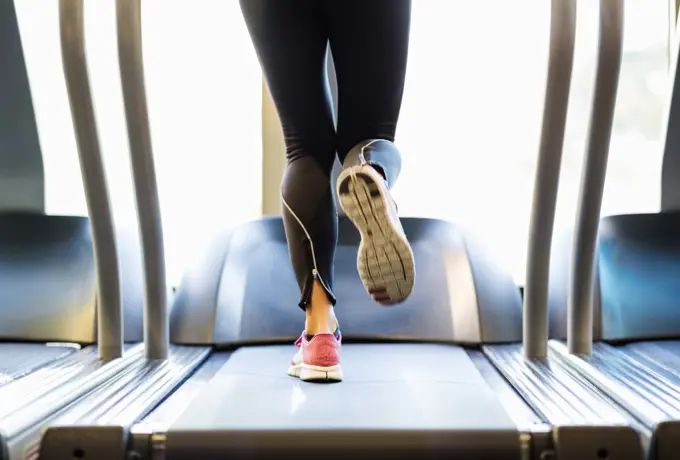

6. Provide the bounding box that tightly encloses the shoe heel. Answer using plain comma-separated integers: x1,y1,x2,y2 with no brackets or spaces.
300,365,343,382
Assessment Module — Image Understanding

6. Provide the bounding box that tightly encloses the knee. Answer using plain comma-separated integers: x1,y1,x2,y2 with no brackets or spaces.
281,156,335,208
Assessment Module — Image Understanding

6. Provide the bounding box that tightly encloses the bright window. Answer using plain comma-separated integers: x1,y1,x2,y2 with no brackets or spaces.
15,0,262,284
16,0,670,287
393,0,670,284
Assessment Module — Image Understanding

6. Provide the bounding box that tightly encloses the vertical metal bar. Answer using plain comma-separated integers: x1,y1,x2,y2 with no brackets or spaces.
59,0,123,360
116,0,169,360
568,0,624,355
523,0,577,359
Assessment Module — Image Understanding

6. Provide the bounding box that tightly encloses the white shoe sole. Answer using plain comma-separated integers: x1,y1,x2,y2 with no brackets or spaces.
337,165,415,305
288,363,343,382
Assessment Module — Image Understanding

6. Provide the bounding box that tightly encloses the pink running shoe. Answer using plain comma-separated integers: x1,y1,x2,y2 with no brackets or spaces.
288,329,343,382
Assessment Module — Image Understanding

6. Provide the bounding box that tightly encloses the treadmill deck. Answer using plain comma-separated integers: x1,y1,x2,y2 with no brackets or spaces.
164,344,521,458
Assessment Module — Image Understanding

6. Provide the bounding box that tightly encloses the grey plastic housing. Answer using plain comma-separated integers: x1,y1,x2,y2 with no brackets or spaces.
549,211,680,341
0,0,45,213
0,213,143,343
170,216,522,345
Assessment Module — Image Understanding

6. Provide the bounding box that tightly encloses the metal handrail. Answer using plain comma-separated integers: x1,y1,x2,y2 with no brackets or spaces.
523,0,578,358
568,0,625,355
59,0,123,360
117,0,169,360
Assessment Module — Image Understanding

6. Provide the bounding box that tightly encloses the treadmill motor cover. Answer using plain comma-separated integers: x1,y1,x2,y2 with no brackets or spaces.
170,216,523,345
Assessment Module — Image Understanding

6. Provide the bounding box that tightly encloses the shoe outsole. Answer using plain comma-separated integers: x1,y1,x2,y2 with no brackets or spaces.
288,363,343,382
337,166,415,305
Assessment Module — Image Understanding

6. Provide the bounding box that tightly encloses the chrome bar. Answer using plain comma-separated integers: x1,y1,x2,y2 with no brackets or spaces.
568,0,624,355
59,0,123,360
523,0,577,358
116,0,169,359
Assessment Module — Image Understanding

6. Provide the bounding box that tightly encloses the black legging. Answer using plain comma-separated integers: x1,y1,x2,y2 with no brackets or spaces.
240,0,411,309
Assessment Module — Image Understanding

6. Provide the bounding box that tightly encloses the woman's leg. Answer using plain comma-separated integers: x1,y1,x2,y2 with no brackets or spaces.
326,0,416,305
239,1,339,336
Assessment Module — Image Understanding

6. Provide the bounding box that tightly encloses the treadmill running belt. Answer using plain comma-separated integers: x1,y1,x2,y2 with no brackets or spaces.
166,344,520,459
0,343,76,385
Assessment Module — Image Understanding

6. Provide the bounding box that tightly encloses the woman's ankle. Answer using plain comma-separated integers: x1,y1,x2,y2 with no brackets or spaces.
305,316,338,335
305,302,338,335
305,281,338,335
306,310,338,334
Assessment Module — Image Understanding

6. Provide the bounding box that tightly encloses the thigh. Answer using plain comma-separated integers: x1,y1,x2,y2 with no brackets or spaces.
240,0,336,170
325,0,411,159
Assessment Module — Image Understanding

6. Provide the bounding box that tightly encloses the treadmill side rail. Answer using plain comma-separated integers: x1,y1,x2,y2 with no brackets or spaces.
468,350,553,460
550,340,680,460
0,345,142,419
0,345,92,404
0,343,80,387
484,344,644,460
0,345,144,459
625,341,680,372
35,346,210,460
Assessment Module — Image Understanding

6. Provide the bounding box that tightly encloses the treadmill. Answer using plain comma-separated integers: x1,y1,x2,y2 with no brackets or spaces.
0,0,208,458
543,2,680,459
0,0,148,409
33,0,645,459
0,0,84,384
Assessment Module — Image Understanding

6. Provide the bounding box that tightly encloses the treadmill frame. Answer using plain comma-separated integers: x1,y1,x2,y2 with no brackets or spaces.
33,0,646,459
